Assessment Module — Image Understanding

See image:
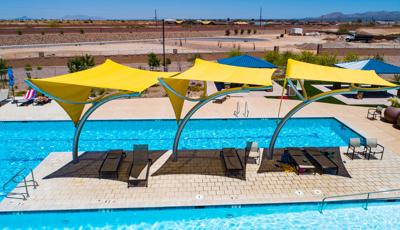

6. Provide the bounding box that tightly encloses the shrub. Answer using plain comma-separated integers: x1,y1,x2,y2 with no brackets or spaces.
240,29,244,35
247,29,251,34
80,29,85,34
41,31,45,35
315,53,338,66
48,20,60,28
343,52,359,62
162,57,172,67
17,30,22,35
225,30,230,36
187,53,202,64
147,52,160,70
373,53,384,61
388,97,400,108
67,54,95,73
24,64,32,72
264,51,280,64
36,66,42,70
253,29,257,34
234,29,238,35
60,31,64,35
0,59,7,76
227,49,242,58
297,51,317,64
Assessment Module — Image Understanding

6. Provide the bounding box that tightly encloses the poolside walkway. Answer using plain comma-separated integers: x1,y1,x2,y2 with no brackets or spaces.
1,97,400,211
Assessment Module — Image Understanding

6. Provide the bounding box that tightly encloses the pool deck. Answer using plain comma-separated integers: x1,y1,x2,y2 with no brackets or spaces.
0,97,400,211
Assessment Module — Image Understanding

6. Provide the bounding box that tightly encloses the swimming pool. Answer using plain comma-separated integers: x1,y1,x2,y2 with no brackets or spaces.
0,200,399,229
0,118,363,200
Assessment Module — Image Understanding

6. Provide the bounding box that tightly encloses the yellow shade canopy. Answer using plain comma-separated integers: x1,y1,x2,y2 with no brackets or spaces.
162,58,276,121
26,59,178,125
286,59,396,87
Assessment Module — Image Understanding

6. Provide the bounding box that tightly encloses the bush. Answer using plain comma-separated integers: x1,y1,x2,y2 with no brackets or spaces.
36,66,42,70
253,29,257,34
80,29,85,34
17,30,22,35
41,31,45,35
264,51,280,65
67,54,95,73
315,53,338,66
373,53,384,61
240,29,244,35
187,53,202,64
227,49,242,58
147,52,160,70
24,64,32,72
225,30,230,36
234,29,238,35
162,58,172,67
297,51,317,64
343,52,359,62
0,59,7,76
48,20,60,28
388,97,400,108
60,31,64,35
247,29,251,34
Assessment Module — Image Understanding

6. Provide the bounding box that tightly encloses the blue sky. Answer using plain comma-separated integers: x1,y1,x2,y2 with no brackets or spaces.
2,0,400,19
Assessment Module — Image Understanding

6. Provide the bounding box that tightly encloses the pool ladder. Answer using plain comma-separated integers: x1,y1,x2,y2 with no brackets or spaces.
319,188,400,213
1,168,38,200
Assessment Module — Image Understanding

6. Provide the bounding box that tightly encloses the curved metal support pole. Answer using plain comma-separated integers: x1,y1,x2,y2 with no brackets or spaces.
267,84,400,160
158,78,207,102
72,93,140,163
172,85,272,161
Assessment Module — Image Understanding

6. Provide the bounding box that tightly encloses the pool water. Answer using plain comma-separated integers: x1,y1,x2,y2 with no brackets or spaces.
0,201,399,229
0,118,363,199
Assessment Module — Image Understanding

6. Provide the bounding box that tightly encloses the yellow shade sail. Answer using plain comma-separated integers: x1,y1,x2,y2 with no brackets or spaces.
162,58,276,121
286,59,396,87
26,59,178,125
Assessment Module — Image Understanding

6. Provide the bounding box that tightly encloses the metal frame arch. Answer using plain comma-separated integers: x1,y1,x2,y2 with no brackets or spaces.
72,93,140,162
267,81,400,160
172,85,272,161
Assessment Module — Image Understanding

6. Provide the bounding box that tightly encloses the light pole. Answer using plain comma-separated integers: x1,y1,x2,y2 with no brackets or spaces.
162,19,167,72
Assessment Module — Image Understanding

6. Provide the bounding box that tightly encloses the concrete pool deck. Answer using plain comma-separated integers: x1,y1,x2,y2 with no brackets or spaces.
0,97,400,211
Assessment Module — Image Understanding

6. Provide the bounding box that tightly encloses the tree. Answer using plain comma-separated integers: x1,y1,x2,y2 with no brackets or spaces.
147,52,160,70
227,48,242,58
67,54,95,73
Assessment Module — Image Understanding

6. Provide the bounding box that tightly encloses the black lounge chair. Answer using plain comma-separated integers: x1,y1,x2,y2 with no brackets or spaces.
127,144,151,187
304,149,338,175
220,148,244,177
287,148,316,175
98,150,125,179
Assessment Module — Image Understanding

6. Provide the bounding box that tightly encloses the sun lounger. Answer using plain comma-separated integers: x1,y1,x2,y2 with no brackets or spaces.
0,89,9,106
364,138,384,160
16,89,36,106
128,144,151,187
367,106,383,120
304,149,338,175
287,148,316,175
99,150,125,179
220,148,244,177
246,141,261,164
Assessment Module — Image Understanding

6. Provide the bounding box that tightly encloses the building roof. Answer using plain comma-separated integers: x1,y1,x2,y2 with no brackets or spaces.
335,59,400,74
217,55,276,68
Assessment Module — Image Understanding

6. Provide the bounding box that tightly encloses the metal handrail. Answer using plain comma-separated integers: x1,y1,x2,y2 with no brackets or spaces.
319,188,400,213
2,168,38,200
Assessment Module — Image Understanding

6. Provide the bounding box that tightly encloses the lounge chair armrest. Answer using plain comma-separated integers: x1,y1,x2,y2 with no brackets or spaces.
377,144,384,151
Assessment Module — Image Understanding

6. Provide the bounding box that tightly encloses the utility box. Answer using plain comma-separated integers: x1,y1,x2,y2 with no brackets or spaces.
289,28,303,35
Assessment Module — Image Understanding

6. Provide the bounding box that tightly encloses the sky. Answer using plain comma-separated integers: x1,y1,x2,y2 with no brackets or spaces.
1,0,400,20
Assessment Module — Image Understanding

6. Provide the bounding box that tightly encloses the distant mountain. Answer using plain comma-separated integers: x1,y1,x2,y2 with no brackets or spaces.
319,11,400,21
61,15,105,20
15,16,32,20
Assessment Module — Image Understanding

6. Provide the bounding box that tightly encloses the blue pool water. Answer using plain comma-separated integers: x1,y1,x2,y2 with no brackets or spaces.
0,118,363,199
0,201,399,229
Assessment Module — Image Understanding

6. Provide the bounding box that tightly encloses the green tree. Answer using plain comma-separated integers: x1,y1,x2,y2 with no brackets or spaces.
343,52,359,62
67,54,95,73
147,52,160,70
227,48,242,58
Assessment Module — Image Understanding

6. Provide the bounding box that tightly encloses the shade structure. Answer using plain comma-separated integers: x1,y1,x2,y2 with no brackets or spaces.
162,58,276,121
26,59,179,125
286,59,396,87
217,55,276,68
335,59,400,75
